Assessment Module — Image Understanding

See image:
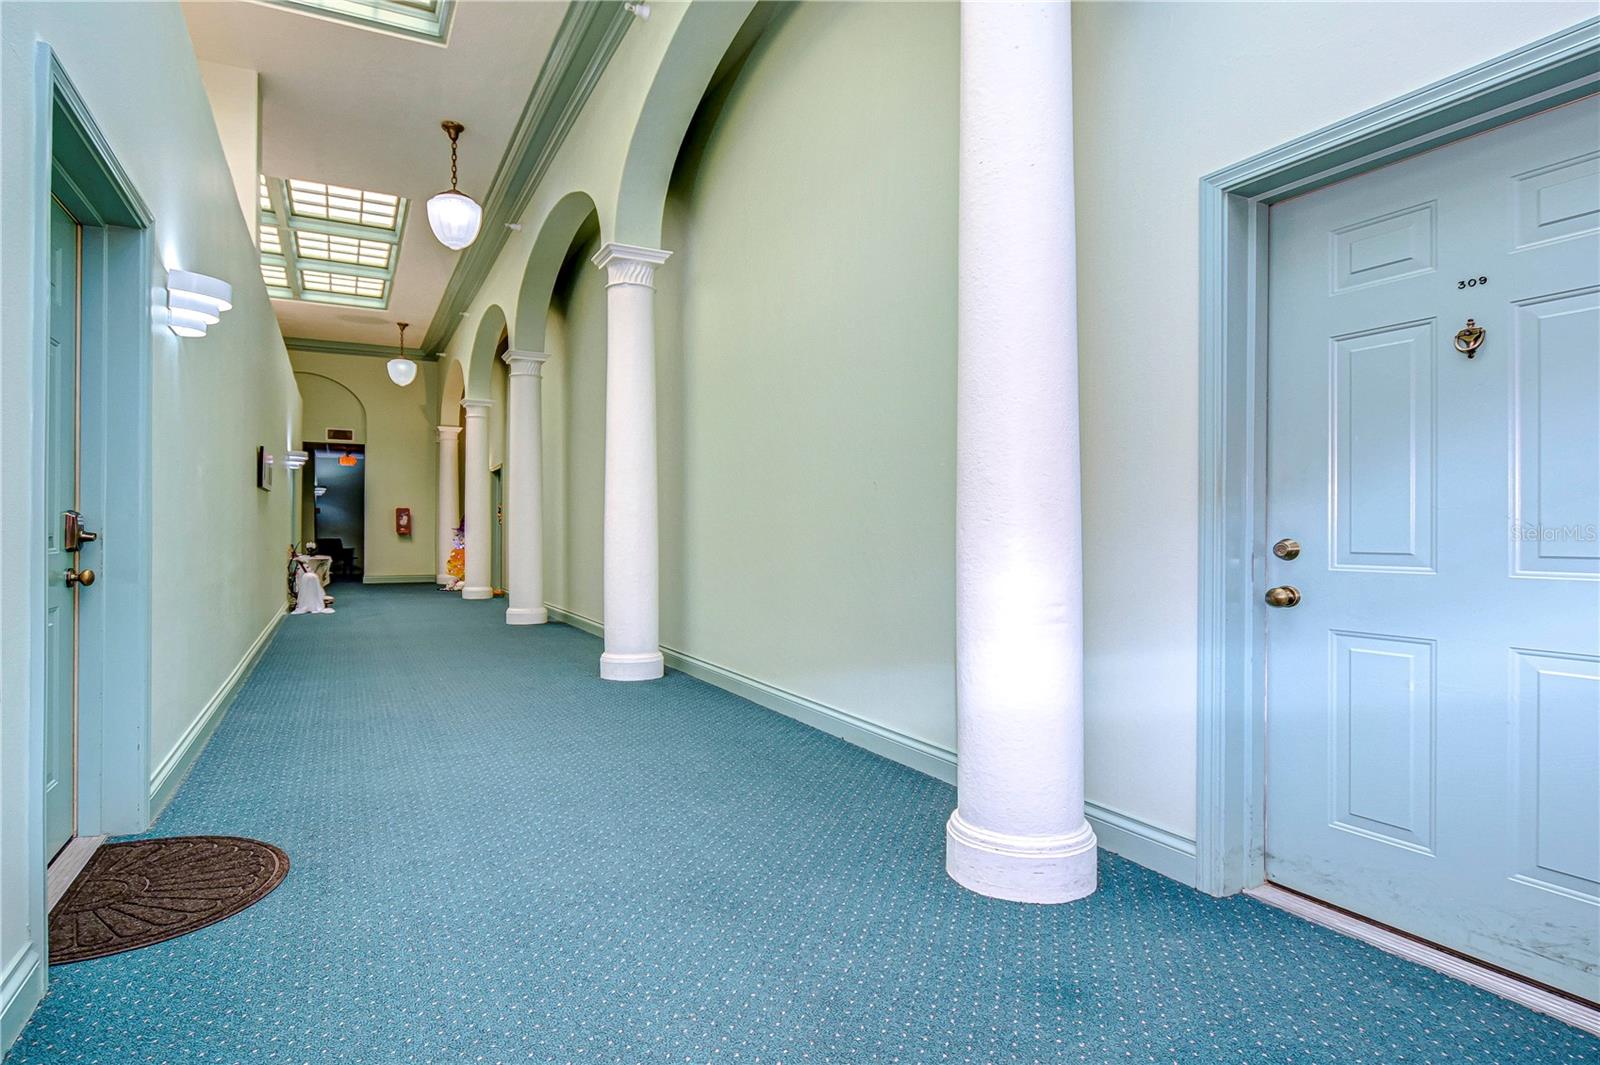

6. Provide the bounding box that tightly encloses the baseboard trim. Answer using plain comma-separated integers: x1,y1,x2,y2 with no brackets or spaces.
544,606,1200,886
1084,802,1198,887
1247,883,1600,1035
545,605,603,638
147,607,284,819
0,944,44,1053
362,574,437,584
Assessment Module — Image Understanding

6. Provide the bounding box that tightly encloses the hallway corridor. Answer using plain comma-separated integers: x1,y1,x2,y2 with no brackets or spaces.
10,586,1594,1064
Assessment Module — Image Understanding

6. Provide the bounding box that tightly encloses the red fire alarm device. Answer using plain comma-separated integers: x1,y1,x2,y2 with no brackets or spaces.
395,507,412,536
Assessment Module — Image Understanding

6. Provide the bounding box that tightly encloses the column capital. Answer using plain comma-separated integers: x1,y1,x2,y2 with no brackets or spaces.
461,397,492,417
591,242,672,288
435,425,462,440
502,349,552,376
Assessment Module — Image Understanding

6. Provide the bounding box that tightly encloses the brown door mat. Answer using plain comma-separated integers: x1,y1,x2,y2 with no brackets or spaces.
49,836,290,965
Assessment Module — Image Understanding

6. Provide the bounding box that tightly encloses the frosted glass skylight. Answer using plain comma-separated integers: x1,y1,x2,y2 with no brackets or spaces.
264,0,454,43
295,231,392,269
301,270,387,300
288,180,400,229
258,174,405,309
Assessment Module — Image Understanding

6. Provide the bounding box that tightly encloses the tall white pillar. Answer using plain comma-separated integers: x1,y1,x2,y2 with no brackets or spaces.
435,425,461,585
502,350,550,625
460,398,493,601
946,1,1097,905
591,242,671,681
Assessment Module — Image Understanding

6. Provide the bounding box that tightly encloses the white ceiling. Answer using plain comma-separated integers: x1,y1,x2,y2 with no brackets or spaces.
183,0,568,348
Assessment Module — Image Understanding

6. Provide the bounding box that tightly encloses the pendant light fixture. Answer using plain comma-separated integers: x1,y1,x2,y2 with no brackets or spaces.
426,120,482,250
387,321,419,387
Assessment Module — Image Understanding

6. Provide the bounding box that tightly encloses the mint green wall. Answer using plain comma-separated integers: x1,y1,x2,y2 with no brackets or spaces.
660,1,958,750
290,352,441,581
539,3,959,750
2,1,300,1045
545,234,609,623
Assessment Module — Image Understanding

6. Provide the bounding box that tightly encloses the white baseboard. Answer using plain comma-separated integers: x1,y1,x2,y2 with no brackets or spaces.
147,607,284,818
1248,883,1600,1036
0,944,43,1053
362,574,437,584
1084,802,1198,887
543,605,1200,887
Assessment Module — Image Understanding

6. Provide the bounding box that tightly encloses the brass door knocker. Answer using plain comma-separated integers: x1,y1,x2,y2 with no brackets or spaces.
1454,318,1486,358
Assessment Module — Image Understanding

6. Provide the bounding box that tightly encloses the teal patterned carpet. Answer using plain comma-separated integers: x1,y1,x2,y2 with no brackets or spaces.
8,585,1595,1063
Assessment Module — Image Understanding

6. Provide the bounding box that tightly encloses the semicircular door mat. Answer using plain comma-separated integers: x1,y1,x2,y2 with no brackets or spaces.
49,836,290,965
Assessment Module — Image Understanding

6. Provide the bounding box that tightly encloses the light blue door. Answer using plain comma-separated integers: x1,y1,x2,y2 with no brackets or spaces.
45,198,81,861
1265,97,1599,1000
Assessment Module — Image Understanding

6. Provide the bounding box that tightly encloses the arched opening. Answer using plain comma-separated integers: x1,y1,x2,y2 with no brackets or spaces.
294,372,371,580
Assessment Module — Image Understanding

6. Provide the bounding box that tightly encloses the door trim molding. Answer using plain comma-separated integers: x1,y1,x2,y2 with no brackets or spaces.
1195,19,1600,897
7,45,156,1052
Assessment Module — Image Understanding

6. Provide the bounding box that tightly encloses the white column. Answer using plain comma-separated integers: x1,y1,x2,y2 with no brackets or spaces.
460,398,493,601
946,1,1096,905
502,350,550,625
435,425,461,585
591,242,671,681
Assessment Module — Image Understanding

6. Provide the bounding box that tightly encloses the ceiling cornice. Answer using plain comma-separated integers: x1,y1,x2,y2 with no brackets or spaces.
419,1,634,354
286,336,441,361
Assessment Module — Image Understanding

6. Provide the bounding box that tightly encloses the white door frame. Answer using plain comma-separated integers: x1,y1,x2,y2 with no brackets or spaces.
1194,19,1600,898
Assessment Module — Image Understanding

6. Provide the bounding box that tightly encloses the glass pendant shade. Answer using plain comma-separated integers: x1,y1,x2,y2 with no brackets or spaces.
387,357,419,387
427,190,482,250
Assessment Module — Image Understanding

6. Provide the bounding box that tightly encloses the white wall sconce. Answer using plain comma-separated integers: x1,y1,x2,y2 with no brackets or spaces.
625,2,650,19
283,450,310,470
167,270,233,338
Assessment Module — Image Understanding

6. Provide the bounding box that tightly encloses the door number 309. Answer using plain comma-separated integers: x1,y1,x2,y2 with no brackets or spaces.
1458,276,1488,288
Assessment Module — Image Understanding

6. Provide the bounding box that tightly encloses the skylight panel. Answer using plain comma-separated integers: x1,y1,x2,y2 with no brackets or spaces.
262,0,454,44
258,175,272,211
301,269,386,300
288,180,401,229
294,230,392,269
259,224,283,256
261,263,290,289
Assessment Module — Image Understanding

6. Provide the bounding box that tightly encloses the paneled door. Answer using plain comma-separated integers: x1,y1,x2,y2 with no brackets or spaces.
44,198,82,861
1265,97,1599,1000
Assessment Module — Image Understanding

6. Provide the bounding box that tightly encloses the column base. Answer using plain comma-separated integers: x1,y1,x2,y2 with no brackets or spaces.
945,809,1098,904
461,585,493,601
599,650,664,682
506,606,548,625
436,573,453,586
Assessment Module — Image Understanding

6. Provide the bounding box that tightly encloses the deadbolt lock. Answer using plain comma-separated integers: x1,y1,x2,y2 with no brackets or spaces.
65,567,95,588
1273,538,1301,561
1265,585,1300,608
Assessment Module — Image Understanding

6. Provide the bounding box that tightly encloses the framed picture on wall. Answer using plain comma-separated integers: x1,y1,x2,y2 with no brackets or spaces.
257,446,273,491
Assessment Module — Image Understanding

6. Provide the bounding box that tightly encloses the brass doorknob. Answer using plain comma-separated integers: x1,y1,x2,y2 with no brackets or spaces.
66,567,95,588
1265,585,1299,608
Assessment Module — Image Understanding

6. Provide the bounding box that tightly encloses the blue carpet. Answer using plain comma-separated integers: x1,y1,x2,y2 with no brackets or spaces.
9,584,1596,1064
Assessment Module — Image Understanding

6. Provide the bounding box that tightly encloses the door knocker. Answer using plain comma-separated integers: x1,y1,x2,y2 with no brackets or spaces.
1454,318,1486,358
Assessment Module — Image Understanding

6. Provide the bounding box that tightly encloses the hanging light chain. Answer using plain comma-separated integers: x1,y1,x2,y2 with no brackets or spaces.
441,120,465,193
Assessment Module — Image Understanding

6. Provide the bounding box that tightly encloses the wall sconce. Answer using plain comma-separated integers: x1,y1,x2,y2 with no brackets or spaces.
167,270,233,338
283,450,310,470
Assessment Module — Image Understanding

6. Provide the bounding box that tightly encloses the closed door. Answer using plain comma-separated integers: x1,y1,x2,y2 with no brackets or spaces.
45,198,82,861
1265,97,1599,1000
